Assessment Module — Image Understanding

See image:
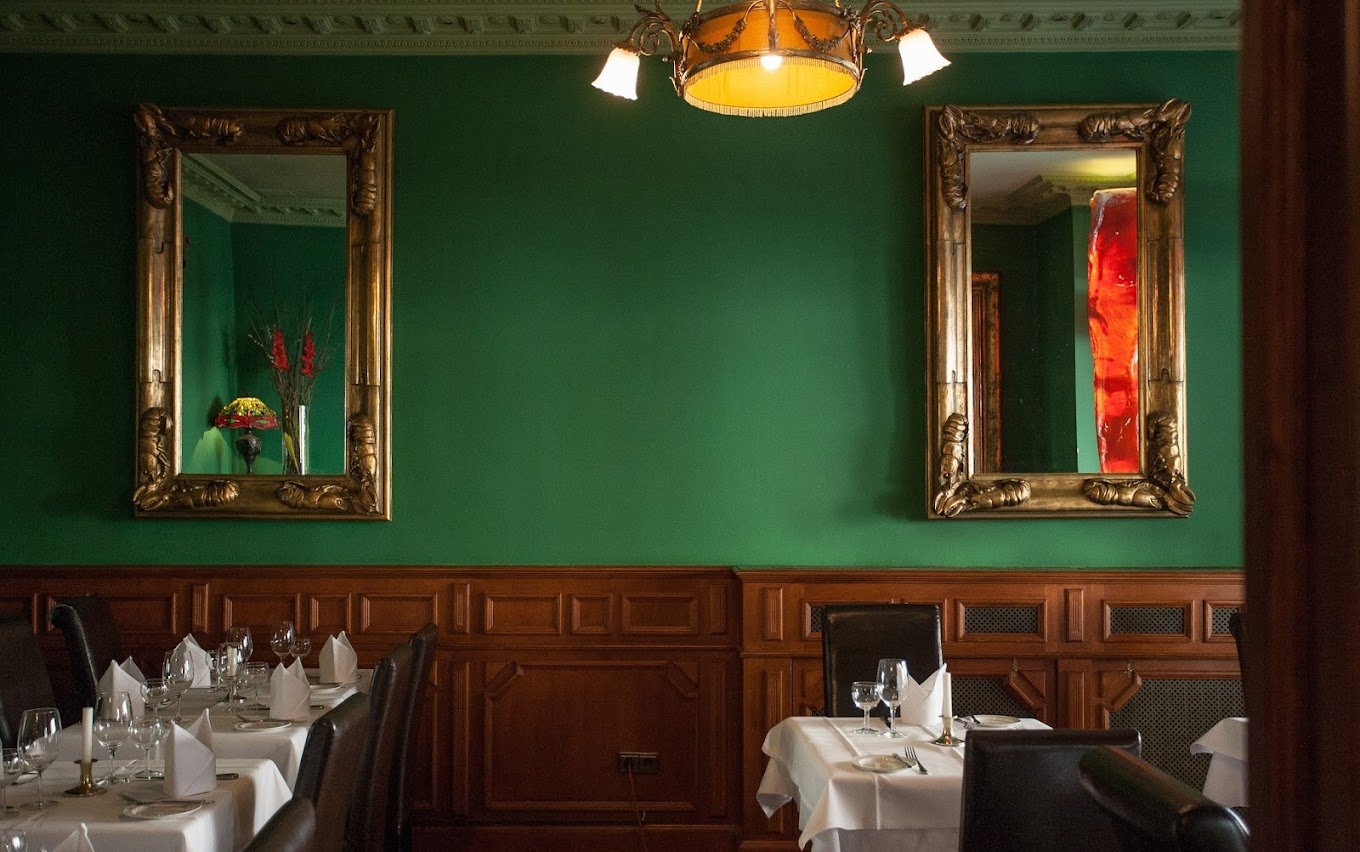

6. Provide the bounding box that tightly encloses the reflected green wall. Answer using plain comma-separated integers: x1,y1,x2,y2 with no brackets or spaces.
181,199,239,474
0,52,1241,567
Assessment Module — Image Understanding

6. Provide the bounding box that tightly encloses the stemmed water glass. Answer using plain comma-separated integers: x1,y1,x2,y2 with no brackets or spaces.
876,658,906,738
290,635,312,666
225,627,254,663
270,621,295,664
0,748,23,815
16,708,60,810
163,648,196,720
217,643,247,705
245,662,271,710
127,714,162,780
850,681,883,734
93,691,132,784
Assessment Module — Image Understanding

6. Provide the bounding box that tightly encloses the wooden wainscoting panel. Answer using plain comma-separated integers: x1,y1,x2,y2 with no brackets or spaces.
621,594,699,635
359,591,441,636
221,592,301,635
307,594,351,635
0,595,37,630
42,591,182,638
569,595,612,635
480,658,704,814
483,594,562,636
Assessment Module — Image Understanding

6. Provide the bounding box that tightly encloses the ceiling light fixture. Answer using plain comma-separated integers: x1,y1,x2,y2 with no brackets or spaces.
592,0,949,117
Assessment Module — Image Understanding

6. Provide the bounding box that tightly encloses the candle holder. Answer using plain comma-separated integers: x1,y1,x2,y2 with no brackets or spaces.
931,719,963,747
65,759,106,797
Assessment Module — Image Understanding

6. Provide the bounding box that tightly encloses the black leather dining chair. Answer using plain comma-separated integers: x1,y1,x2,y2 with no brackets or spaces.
294,693,370,852
0,616,60,748
1079,746,1250,851
820,604,943,717
346,642,415,851
243,797,316,852
960,728,1143,852
391,624,438,852
49,595,124,723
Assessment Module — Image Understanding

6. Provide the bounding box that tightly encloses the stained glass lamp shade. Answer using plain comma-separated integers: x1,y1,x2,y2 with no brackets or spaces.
215,397,278,473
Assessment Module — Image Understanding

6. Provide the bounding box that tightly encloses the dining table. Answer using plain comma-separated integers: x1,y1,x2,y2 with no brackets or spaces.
53,669,368,789
1190,716,1247,808
0,757,289,852
758,715,1050,852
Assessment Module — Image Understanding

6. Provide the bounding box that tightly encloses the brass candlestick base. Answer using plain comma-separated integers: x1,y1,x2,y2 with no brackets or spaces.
931,724,963,747
65,760,106,797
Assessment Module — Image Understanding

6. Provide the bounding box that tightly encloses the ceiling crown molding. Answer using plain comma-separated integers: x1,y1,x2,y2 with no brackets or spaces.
0,1,1238,55
183,154,347,228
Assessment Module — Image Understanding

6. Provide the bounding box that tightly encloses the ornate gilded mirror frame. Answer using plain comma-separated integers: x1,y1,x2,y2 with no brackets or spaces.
133,104,392,519
924,100,1193,518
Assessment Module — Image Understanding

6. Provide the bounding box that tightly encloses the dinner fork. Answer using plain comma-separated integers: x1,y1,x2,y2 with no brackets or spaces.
903,745,928,775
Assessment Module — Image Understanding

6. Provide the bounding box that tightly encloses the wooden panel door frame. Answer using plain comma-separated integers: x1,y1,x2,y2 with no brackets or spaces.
1241,0,1360,845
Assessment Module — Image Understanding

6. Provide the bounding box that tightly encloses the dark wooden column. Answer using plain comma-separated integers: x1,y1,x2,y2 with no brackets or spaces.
1242,0,1360,847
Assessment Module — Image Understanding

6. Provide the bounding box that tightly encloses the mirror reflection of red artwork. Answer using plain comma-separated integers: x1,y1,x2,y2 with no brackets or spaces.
1088,188,1140,473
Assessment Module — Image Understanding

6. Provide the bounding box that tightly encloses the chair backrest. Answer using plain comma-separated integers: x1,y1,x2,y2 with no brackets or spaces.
48,595,123,720
244,797,316,852
1079,746,1250,852
820,604,943,717
390,624,438,852
294,693,369,852
346,643,415,851
960,728,1143,852
0,616,59,748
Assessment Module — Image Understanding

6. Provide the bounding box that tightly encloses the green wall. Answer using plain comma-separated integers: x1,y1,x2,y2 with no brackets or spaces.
0,51,1241,567
181,198,239,474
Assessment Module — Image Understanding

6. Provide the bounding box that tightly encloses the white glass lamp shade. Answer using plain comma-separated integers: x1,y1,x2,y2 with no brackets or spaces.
592,47,642,100
897,29,950,85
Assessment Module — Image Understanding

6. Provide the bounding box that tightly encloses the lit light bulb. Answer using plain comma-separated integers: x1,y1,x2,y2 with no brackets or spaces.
760,53,784,72
592,46,642,100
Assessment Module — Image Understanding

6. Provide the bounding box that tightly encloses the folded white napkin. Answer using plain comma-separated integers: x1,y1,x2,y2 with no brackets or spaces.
318,631,358,684
120,656,146,683
176,635,213,687
51,824,95,852
270,662,310,721
97,659,146,718
165,708,216,797
897,662,948,726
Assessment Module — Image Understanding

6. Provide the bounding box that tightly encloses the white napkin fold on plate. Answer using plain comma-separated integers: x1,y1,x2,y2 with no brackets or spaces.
318,631,358,684
120,656,146,684
97,659,146,718
165,708,216,797
51,823,95,852
271,662,310,721
897,662,948,725
176,635,214,687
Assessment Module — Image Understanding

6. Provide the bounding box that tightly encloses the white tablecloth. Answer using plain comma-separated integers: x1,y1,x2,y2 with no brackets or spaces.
55,674,366,788
758,716,1050,852
1190,717,1247,807
0,758,289,852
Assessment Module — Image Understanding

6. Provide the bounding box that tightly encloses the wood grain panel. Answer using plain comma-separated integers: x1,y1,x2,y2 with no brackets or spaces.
360,592,440,635
308,594,351,635
481,659,702,813
621,594,698,635
483,594,561,635
0,595,36,630
569,595,611,635
43,592,181,638
221,592,299,634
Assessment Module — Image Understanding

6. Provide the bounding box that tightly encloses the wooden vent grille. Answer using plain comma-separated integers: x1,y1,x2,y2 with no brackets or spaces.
964,605,1039,634
1109,605,1185,635
1210,607,1240,636
1108,678,1245,790
809,605,825,635
952,676,1031,719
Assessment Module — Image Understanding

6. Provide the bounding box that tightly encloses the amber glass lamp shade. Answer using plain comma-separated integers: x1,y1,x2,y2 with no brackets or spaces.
215,397,279,474
680,1,861,117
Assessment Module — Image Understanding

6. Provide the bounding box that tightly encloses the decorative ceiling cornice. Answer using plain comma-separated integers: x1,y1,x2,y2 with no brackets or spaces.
973,173,1136,225
0,2,1239,55
183,154,347,228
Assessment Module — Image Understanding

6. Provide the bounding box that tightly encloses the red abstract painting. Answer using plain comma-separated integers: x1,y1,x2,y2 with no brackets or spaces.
1087,188,1140,473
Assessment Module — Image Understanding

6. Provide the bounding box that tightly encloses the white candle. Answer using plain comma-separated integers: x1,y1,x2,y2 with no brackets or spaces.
81,706,93,763
941,671,953,723
226,647,238,677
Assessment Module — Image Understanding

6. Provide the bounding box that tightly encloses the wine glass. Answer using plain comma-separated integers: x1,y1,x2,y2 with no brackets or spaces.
0,829,22,852
290,635,312,667
876,658,906,738
93,691,132,784
245,662,271,710
850,681,882,734
142,678,173,719
0,748,23,815
163,649,196,720
225,626,254,662
270,621,295,664
127,714,161,780
217,643,247,705
16,707,60,810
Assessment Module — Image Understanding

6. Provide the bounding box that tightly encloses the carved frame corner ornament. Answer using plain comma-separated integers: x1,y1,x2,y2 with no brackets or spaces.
932,413,1032,518
924,102,1191,518
133,104,393,520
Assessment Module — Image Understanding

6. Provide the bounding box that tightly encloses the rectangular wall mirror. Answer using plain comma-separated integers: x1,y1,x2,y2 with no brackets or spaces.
925,101,1194,518
134,105,392,519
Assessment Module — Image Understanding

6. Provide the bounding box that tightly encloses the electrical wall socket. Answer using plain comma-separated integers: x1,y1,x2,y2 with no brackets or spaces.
616,752,660,774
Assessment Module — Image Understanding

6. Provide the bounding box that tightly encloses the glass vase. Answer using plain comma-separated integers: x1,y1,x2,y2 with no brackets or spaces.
281,403,309,476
